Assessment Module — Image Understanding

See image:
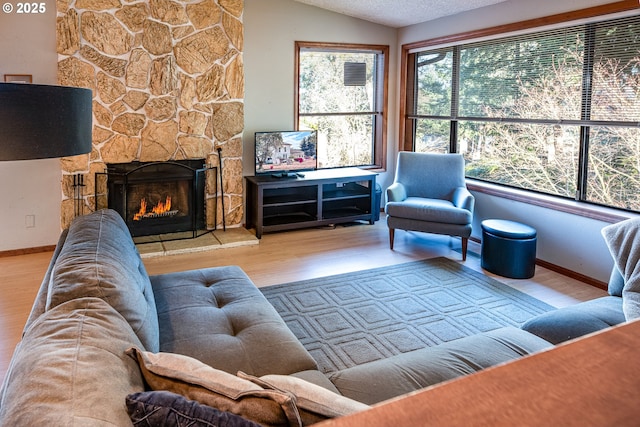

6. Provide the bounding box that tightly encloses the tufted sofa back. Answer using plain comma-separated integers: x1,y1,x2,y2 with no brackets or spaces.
151,266,318,377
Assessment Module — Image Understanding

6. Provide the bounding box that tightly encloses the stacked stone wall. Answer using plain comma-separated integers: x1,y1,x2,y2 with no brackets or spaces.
56,0,244,229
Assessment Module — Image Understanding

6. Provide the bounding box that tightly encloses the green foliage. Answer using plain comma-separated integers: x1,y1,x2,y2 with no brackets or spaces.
299,50,377,168
412,16,640,211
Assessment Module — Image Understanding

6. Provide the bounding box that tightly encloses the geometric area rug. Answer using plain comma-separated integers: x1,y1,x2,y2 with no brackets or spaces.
261,257,554,374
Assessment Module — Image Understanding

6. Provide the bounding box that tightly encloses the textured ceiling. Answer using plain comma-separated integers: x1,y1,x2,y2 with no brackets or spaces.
292,0,508,28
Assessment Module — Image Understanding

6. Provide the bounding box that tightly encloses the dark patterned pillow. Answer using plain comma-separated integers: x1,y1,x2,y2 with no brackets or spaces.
126,390,262,427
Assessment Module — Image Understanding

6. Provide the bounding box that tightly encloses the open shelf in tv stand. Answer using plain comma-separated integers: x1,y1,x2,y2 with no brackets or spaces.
245,167,378,238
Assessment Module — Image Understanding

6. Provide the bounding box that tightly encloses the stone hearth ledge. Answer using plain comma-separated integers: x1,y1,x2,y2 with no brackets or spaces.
134,227,258,258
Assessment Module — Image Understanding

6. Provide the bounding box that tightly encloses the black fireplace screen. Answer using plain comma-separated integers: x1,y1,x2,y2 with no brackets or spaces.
95,160,216,238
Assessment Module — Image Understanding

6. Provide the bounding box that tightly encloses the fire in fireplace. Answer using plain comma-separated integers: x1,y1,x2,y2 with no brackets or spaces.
133,195,174,221
96,159,215,238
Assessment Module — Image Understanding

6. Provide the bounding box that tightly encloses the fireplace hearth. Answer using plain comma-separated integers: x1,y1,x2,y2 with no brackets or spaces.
96,160,216,238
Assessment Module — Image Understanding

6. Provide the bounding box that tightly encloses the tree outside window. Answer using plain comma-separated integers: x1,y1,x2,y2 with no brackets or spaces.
296,42,388,170
405,14,640,212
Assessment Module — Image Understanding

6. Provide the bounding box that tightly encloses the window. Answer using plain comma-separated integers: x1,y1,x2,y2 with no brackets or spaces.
404,11,640,212
296,42,388,170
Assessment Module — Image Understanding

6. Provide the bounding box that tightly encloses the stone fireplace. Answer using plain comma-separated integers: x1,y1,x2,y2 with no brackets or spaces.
56,0,244,231
98,159,213,237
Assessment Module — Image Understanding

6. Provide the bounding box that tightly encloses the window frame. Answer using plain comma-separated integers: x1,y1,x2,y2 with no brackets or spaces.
399,0,640,221
295,41,389,171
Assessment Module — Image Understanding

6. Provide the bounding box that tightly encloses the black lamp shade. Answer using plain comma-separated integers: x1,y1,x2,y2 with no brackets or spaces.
0,83,93,161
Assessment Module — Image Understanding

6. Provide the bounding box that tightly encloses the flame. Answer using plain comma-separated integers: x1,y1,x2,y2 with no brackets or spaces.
133,196,172,221
153,196,172,214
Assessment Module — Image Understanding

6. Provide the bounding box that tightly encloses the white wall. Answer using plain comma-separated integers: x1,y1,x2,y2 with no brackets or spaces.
0,3,62,251
470,193,619,283
398,0,624,44
397,0,637,282
243,0,398,187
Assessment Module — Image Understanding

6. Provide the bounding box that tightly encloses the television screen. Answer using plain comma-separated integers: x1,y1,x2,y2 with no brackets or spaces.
255,130,317,176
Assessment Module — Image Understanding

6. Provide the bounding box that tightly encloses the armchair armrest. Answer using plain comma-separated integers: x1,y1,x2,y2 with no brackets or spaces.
452,187,475,212
386,182,407,203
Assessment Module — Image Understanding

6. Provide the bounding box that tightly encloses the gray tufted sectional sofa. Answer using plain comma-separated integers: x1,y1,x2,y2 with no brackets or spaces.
0,209,552,426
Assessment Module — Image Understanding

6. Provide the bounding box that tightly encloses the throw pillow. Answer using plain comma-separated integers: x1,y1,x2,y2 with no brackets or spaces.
239,372,370,425
126,348,302,427
126,390,262,427
601,217,640,320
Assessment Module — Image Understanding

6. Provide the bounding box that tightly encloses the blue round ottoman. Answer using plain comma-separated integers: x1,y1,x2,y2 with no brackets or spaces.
481,219,537,279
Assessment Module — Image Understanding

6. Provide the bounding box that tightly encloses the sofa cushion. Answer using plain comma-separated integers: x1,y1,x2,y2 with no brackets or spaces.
0,297,145,426
127,348,303,427
47,209,159,352
328,327,552,404
290,370,342,394
521,296,625,344
386,197,472,224
126,391,262,427
151,266,318,376
239,372,370,425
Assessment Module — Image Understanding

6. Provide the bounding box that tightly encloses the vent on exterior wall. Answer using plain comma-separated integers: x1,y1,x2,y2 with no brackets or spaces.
344,62,366,86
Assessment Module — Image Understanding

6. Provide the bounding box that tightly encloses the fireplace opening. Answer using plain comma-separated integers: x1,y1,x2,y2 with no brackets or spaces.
96,159,215,238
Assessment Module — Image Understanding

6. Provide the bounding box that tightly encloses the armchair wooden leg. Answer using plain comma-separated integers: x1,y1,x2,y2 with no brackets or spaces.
389,228,395,250
461,237,468,261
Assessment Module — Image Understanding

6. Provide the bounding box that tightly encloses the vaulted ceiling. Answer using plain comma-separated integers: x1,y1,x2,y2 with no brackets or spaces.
291,0,508,28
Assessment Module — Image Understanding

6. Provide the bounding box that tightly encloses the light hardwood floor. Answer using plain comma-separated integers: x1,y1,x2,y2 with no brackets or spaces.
0,216,607,383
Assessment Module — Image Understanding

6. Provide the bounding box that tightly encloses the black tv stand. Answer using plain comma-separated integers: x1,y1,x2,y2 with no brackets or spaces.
246,168,377,238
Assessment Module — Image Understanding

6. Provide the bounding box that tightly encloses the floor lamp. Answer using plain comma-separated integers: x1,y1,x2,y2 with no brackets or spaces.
0,83,92,161
1,82,93,218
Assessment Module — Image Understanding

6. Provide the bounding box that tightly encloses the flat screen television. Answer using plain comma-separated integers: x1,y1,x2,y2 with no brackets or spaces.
255,130,317,177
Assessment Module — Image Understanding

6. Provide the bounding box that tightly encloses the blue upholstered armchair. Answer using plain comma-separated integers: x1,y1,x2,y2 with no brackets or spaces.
385,152,475,260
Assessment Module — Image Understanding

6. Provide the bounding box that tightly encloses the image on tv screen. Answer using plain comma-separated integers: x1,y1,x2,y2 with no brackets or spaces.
255,130,317,175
